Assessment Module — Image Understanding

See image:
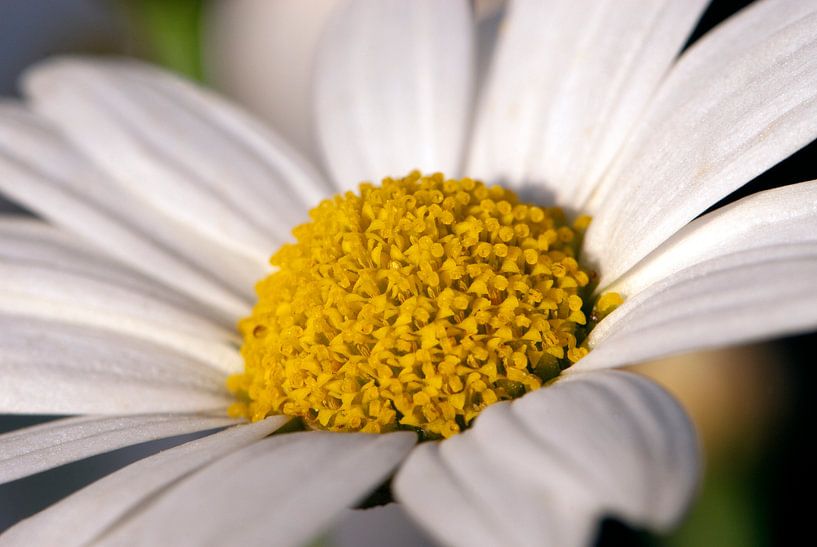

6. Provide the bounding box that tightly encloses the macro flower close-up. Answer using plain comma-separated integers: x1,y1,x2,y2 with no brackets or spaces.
1,0,816,546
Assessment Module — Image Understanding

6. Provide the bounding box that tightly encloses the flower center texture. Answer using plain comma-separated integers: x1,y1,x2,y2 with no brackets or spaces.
228,171,617,438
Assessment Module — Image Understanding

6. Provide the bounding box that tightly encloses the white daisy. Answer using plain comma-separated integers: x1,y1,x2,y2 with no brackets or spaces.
1,1,816,546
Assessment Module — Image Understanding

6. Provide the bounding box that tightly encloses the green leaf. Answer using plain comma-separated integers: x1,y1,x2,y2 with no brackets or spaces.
124,0,204,80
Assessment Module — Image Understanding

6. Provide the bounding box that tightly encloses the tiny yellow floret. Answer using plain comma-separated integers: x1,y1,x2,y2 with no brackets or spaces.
592,292,624,323
229,172,598,438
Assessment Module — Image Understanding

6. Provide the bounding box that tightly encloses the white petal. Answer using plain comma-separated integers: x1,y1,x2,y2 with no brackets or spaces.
584,2,817,285
203,0,338,164
575,244,817,372
0,218,243,374
98,431,416,547
397,443,508,546
331,504,436,547
315,0,475,190
606,180,817,297
467,0,707,207
24,56,329,230
0,414,237,484
0,110,265,309
0,315,232,414
0,107,250,320
10,56,332,304
394,371,698,547
0,418,286,547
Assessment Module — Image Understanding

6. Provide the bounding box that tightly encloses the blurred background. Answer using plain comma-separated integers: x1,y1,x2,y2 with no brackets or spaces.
0,1,815,545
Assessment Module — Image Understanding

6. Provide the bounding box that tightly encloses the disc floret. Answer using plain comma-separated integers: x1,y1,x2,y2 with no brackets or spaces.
229,171,597,438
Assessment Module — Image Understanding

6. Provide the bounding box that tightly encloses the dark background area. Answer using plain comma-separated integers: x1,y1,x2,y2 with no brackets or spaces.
0,1,815,545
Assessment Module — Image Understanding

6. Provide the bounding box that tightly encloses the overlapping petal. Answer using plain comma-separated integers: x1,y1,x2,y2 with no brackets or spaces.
606,180,817,298
0,218,242,373
395,371,698,547
467,0,707,207
573,244,817,372
584,1,817,285
99,431,415,547
0,419,286,547
24,57,329,227
3,57,334,311
0,106,251,319
0,315,232,415
0,414,236,484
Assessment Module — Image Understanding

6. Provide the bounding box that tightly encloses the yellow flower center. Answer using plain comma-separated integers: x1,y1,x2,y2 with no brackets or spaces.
228,171,613,438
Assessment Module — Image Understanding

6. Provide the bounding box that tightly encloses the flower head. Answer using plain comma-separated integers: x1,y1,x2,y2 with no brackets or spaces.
1,1,816,546
233,172,596,437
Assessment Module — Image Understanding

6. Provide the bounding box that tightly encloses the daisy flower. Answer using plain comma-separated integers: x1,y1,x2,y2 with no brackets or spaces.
1,1,816,546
